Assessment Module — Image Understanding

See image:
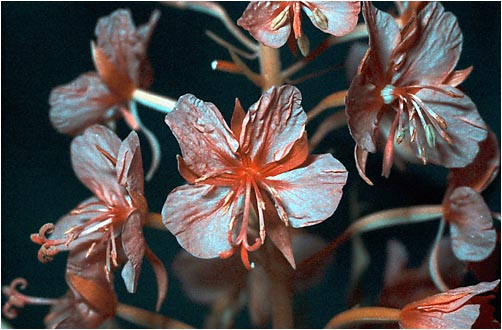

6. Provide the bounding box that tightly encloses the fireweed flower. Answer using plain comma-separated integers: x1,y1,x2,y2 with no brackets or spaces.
398,280,500,328
31,125,166,303
346,2,488,184
162,85,347,269
237,1,360,55
49,9,162,179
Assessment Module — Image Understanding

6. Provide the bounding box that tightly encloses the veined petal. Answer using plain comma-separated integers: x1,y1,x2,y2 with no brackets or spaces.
71,125,126,206
162,184,238,258
394,2,463,86
444,187,496,262
240,85,307,167
264,154,347,228
237,2,291,48
362,2,401,78
346,74,384,153
411,87,487,168
399,281,500,329
121,210,146,293
95,9,159,85
116,130,144,194
303,1,360,37
165,94,240,178
49,72,121,135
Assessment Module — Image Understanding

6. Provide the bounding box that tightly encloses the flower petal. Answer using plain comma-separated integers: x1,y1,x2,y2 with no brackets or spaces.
361,2,401,78
121,210,145,293
237,2,291,48
263,154,347,228
240,85,307,166
411,86,487,168
162,184,236,258
304,1,360,36
71,125,127,206
165,94,240,178
444,187,496,262
447,130,500,194
399,280,500,329
346,74,384,153
49,72,121,135
394,2,463,86
116,130,144,194
95,9,159,86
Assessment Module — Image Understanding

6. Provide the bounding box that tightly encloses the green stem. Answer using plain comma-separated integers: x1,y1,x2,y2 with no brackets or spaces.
325,307,400,328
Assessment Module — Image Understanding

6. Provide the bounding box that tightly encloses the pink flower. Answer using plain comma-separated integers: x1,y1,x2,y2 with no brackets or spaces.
237,1,360,55
346,2,487,184
399,280,500,328
163,85,347,269
49,9,159,135
31,125,166,306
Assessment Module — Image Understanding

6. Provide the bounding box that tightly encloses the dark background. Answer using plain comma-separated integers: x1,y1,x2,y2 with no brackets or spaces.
2,2,500,328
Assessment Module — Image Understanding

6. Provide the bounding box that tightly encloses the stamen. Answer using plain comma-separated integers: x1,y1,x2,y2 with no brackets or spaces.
251,179,266,243
86,242,97,259
312,8,328,30
270,7,290,31
425,124,436,148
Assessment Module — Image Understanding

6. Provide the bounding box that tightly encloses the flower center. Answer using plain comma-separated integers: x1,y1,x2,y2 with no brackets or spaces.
381,84,397,104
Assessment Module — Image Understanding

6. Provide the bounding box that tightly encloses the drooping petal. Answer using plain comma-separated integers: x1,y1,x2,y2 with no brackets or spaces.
303,1,360,37
49,72,122,135
410,86,487,168
346,74,384,153
399,280,500,329
162,184,237,258
237,2,291,48
240,85,307,167
165,94,240,178
116,130,144,194
121,210,145,293
394,2,463,86
447,130,500,194
263,154,347,228
144,244,168,312
444,186,496,262
71,125,127,207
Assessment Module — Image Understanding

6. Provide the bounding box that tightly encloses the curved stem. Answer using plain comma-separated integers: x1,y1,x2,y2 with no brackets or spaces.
116,303,193,329
298,205,443,271
428,219,449,292
325,307,400,328
308,110,347,150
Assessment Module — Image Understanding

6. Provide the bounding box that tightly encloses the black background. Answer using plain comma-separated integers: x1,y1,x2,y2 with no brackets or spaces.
2,2,500,328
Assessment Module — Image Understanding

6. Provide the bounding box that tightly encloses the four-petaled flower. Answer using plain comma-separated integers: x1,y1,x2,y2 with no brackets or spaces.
346,2,487,184
399,280,500,328
31,125,166,306
237,1,360,55
163,85,347,269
